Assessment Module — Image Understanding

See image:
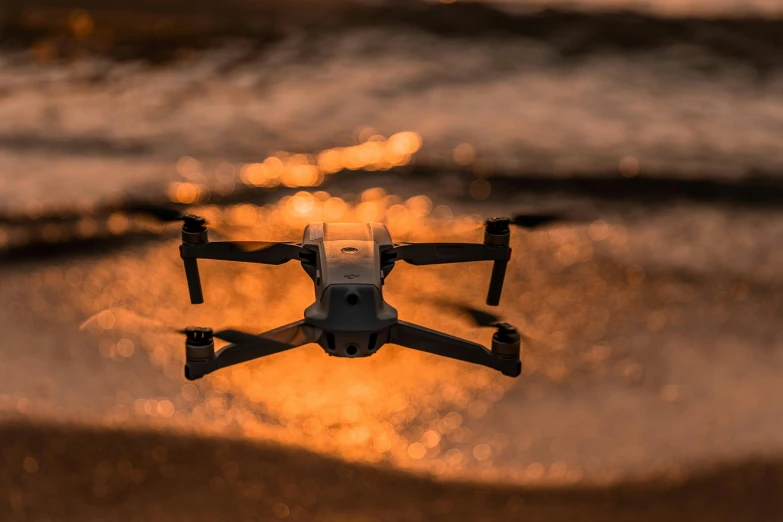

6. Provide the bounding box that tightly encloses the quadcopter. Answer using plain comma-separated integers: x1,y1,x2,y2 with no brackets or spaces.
174,213,557,380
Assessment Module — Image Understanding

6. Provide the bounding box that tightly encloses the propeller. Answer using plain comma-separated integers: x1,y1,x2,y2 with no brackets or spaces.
432,300,519,330
508,213,566,229
427,298,502,328
130,205,282,246
481,213,568,236
235,241,285,252
459,305,504,328
126,204,220,237
431,299,530,344
79,306,261,344
176,326,261,345
126,204,201,224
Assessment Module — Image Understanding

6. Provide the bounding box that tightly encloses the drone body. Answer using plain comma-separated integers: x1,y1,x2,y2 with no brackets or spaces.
301,222,396,358
178,216,522,380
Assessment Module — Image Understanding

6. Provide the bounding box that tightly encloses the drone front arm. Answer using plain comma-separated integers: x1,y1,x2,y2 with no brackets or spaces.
185,320,323,380
382,242,511,306
179,241,315,304
389,321,521,377
180,241,313,265
383,243,508,266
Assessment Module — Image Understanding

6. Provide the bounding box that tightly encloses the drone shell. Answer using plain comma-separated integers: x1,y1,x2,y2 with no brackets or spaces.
302,223,398,356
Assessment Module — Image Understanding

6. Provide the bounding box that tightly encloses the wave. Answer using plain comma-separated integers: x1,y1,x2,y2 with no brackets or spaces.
2,0,783,230
2,169,783,260
2,2,783,62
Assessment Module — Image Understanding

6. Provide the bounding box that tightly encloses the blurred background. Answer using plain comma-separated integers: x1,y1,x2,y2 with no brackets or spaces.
1,0,782,520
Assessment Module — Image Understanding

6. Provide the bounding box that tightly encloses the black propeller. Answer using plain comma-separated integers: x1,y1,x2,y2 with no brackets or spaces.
235,241,286,252
133,205,281,248
176,326,259,345
460,305,504,328
481,213,567,236
434,300,510,328
125,204,198,223
433,300,529,342
127,205,218,242
507,213,566,230
78,307,275,350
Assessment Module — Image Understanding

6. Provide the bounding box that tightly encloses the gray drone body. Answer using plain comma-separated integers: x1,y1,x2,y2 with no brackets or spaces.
178,216,522,380
301,223,397,358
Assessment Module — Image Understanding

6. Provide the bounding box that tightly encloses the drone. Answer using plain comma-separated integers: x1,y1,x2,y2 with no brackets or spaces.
173,212,562,380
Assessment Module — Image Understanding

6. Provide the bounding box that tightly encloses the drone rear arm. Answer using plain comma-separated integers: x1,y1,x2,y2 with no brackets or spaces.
389,321,521,377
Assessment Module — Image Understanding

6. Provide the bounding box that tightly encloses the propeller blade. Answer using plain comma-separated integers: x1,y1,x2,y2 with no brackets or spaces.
461,310,532,342
429,299,531,341
216,329,303,356
80,306,180,333
212,329,264,345
235,242,283,253
460,306,502,328
160,326,214,337
127,204,212,228
508,213,565,229
127,204,187,222
430,299,502,328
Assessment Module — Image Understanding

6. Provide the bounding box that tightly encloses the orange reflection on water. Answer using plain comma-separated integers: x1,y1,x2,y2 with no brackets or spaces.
167,132,422,204
54,189,631,483
69,194,510,475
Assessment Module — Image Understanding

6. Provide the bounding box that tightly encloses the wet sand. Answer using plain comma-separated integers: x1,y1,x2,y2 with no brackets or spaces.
1,419,781,522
